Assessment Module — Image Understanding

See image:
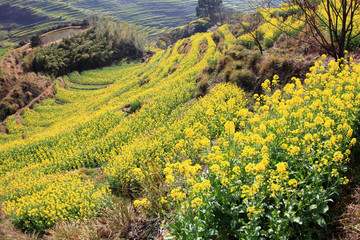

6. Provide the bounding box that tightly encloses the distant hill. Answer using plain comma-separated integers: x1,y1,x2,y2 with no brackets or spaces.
0,0,257,47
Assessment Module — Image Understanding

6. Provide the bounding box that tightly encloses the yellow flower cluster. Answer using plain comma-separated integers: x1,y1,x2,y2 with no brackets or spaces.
1,20,359,238
0,26,241,232
3,173,108,231
133,198,150,208
168,56,360,238
191,197,203,208
170,187,186,202
238,4,305,47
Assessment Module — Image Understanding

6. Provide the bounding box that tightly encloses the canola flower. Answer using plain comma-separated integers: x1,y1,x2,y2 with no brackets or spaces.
133,198,150,208
1,18,359,239
104,27,239,192
0,24,236,232
238,4,305,47
166,57,360,239
3,172,109,232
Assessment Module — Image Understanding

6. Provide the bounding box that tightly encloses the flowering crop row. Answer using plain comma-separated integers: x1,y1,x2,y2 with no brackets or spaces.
0,25,234,232
2,20,358,238
3,172,109,232
165,56,360,239
238,4,305,48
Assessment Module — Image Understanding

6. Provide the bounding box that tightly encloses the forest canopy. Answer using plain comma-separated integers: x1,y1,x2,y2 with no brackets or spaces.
26,19,147,77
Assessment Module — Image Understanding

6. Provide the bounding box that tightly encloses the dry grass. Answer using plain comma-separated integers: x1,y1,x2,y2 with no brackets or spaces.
329,143,360,240
46,198,162,240
177,39,192,55
337,188,360,240
0,48,52,122
0,166,163,240
0,205,41,240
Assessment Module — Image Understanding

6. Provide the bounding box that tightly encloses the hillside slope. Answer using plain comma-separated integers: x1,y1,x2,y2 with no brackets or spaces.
0,48,53,122
0,25,230,237
0,20,359,239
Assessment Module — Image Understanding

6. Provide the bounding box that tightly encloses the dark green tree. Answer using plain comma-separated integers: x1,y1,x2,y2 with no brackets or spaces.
81,19,89,27
30,34,42,48
28,18,146,77
196,0,223,23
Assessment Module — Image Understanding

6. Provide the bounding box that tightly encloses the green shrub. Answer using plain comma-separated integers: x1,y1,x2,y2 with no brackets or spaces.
212,31,222,44
229,69,256,92
194,79,209,98
264,38,274,48
30,35,42,48
348,35,360,51
139,78,150,86
0,48,8,59
238,40,255,49
130,100,142,113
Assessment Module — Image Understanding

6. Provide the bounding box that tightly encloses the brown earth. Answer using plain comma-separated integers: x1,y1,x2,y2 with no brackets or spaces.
0,47,53,122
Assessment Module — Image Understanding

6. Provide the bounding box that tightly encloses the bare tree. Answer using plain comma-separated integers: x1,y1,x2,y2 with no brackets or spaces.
290,0,360,59
239,13,264,55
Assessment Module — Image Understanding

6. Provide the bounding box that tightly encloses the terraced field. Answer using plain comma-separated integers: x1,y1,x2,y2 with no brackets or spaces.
0,16,359,238
0,26,229,233
1,0,360,237
0,0,256,46
62,72,115,91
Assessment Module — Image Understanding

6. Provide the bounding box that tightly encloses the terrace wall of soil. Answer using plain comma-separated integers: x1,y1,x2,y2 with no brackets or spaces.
0,48,52,122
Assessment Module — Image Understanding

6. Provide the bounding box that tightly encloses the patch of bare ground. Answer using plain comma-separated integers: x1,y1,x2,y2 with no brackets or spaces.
46,199,163,240
326,117,360,240
0,206,41,240
337,188,360,240
198,38,208,61
0,48,53,122
177,39,192,55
